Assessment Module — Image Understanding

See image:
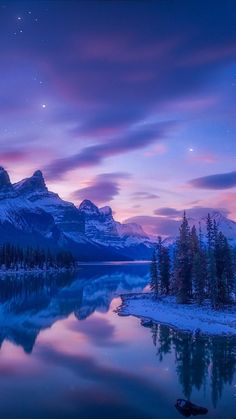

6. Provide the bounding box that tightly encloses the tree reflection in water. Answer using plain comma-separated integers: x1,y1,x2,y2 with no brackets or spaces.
150,322,236,407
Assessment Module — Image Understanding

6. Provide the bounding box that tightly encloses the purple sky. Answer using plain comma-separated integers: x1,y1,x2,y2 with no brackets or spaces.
1,1,236,235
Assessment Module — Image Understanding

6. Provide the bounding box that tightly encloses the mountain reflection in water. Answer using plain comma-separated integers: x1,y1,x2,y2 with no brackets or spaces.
0,264,234,419
0,265,148,353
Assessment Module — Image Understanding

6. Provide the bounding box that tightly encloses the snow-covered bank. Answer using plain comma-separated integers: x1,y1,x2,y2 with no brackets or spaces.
0,266,78,277
117,293,236,335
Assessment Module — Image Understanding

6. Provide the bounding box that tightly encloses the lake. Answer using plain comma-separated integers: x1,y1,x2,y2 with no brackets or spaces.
0,263,235,418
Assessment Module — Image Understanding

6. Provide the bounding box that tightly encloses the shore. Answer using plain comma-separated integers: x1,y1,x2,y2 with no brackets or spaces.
0,266,78,277
117,293,236,336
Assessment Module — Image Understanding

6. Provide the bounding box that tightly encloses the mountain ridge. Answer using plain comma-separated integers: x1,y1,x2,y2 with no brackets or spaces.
0,168,153,260
0,167,236,259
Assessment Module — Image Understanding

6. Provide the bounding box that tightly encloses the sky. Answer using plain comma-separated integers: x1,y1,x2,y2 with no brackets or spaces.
0,0,236,236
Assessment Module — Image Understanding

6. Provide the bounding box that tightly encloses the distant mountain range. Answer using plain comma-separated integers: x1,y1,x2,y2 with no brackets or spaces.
0,167,153,260
0,167,236,261
163,211,236,248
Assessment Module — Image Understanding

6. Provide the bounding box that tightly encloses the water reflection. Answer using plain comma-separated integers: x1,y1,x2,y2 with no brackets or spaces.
149,322,236,407
0,265,148,353
0,265,235,418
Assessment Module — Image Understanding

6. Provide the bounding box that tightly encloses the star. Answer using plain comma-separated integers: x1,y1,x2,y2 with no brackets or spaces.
189,148,194,152
41,104,46,109
17,16,22,20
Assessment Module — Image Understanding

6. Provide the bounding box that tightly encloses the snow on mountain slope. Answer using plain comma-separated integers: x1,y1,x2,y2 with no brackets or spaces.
0,168,62,244
161,210,236,247
188,210,236,246
0,168,153,259
1,167,236,259
78,199,152,255
14,170,86,243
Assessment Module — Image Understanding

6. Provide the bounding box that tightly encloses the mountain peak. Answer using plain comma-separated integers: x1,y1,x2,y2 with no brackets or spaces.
33,170,44,179
0,167,12,191
14,170,47,195
79,199,100,215
99,206,113,217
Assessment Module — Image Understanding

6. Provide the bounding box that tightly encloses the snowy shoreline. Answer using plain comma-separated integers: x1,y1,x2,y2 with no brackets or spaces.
0,266,78,277
117,293,236,336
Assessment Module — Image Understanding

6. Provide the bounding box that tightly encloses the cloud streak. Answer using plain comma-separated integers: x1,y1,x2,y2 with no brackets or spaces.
45,121,174,179
72,172,130,204
190,171,236,190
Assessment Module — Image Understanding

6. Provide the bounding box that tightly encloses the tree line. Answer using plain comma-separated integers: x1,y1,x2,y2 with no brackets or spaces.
0,243,76,270
150,212,235,308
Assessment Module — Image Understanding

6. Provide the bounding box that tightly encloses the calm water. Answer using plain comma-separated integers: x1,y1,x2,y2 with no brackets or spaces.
0,264,235,419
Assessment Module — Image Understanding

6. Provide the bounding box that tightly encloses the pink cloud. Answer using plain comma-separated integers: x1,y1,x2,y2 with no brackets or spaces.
213,192,236,221
144,143,168,157
161,94,220,115
74,35,178,63
188,152,218,164
180,44,236,67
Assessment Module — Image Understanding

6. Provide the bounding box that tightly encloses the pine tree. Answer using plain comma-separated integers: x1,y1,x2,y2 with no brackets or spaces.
206,214,218,308
150,250,159,299
191,225,206,305
0,243,76,271
214,231,234,307
175,212,192,303
157,236,171,295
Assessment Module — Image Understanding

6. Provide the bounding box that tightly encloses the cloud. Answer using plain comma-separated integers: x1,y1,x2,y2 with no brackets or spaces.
124,215,180,237
72,172,130,204
45,121,174,179
189,171,236,189
37,345,166,414
180,43,236,68
0,150,29,163
128,205,230,236
132,192,160,200
154,207,183,218
70,108,144,139
67,316,122,347
154,206,229,219
76,35,177,64
188,152,218,164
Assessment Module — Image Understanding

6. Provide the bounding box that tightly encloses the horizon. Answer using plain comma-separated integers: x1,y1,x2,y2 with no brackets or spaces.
0,165,233,238
1,1,236,236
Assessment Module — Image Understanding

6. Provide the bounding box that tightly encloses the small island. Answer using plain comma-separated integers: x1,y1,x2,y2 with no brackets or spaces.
118,213,236,336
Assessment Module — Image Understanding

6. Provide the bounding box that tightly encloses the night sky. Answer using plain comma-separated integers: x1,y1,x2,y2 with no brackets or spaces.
1,0,236,236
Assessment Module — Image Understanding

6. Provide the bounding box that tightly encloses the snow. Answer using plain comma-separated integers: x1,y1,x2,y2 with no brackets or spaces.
0,266,77,276
3,166,236,259
117,293,236,335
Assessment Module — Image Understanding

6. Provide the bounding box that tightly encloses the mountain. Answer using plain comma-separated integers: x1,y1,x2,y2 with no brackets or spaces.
1,167,235,260
79,199,153,258
163,210,236,247
188,210,236,247
0,168,154,260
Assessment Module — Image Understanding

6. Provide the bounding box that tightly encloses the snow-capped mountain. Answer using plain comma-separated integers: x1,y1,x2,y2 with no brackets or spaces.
79,199,149,246
14,170,85,242
0,168,153,260
188,210,236,246
163,210,236,247
79,199,153,258
2,167,235,260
